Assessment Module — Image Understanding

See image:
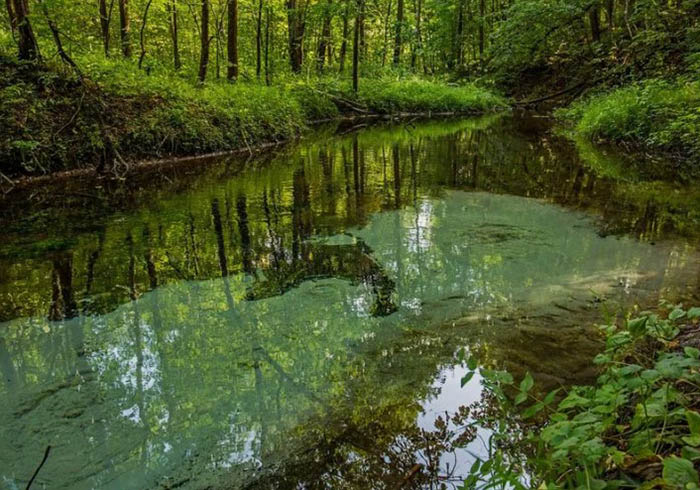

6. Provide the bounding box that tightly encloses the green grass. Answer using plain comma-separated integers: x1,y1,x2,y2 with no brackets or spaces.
0,55,506,176
558,79,700,160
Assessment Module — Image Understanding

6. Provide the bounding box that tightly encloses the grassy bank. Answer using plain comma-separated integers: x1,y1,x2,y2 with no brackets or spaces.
0,56,506,177
463,304,700,488
557,79,700,162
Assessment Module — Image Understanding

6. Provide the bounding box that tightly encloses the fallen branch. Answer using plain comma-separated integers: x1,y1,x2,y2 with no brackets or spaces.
25,445,51,490
514,78,595,106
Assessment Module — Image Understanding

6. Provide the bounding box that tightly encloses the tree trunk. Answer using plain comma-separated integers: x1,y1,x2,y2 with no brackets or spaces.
393,0,404,65
454,0,464,68
589,6,601,42
138,0,153,69
339,1,349,72
256,0,263,78
381,0,392,66
227,0,238,80
39,0,81,75
6,0,17,34
606,0,614,32
198,0,210,83
317,0,332,72
352,0,361,92
286,0,305,73
478,0,484,68
98,0,110,55
12,0,40,60
167,0,181,69
118,0,131,57
411,0,422,70
265,5,271,84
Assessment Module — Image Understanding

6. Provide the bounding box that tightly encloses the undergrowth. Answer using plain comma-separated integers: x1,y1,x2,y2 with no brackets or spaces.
558,79,700,161
461,304,700,489
0,55,505,177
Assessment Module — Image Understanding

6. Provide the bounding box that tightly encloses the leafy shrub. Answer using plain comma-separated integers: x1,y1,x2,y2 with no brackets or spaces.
461,305,700,489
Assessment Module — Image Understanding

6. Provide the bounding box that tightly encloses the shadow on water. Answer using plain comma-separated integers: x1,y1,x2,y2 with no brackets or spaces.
1,113,700,489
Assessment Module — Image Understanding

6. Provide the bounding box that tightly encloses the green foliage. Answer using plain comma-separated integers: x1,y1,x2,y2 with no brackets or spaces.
0,55,504,175
462,305,700,488
559,79,700,160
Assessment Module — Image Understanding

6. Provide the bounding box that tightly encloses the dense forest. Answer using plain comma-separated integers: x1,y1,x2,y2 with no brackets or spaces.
1,0,698,174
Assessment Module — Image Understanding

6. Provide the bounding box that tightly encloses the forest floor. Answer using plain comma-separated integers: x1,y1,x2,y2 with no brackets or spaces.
0,55,506,178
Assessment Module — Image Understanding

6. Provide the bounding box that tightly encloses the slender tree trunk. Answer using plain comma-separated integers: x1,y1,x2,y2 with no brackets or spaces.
352,0,361,92
12,0,40,60
606,0,614,32
382,0,392,66
411,0,422,70
478,0,484,68
393,0,404,65
99,0,110,55
167,0,181,69
339,1,349,72
264,6,271,84
198,0,210,83
227,0,238,80
118,0,131,57
454,0,464,68
256,0,263,78
317,0,332,72
589,6,601,41
138,0,153,69
39,0,81,75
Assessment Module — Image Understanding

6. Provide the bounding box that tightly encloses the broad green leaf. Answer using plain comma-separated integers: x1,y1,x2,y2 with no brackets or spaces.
687,410,700,437
670,308,687,321
520,372,534,393
460,371,475,387
662,457,699,487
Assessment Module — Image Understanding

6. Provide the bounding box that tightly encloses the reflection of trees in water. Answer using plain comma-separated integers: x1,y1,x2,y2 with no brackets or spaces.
1,118,698,321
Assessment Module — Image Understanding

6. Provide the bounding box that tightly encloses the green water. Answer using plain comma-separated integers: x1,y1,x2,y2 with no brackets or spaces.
1,114,700,489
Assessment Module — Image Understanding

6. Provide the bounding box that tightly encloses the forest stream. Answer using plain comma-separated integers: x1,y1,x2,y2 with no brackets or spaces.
2,113,700,489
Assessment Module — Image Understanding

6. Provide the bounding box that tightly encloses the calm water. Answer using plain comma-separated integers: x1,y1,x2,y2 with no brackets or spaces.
1,114,700,489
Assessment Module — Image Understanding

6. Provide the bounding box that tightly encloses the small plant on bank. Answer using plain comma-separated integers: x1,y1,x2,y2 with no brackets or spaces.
461,304,700,489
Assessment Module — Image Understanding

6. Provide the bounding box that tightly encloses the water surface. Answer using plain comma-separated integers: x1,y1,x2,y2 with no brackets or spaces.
1,114,700,489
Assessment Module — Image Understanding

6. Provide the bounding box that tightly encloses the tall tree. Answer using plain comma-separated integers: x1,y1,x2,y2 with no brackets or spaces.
98,0,111,56
118,0,131,57
198,0,210,83
167,0,181,69
5,0,17,34
138,0,154,69
286,0,306,72
256,0,263,78
393,0,404,65
317,0,333,72
11,0,40,60
338,1,349,72
227,0,239,80
352,0,362,92
589,4,601,42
